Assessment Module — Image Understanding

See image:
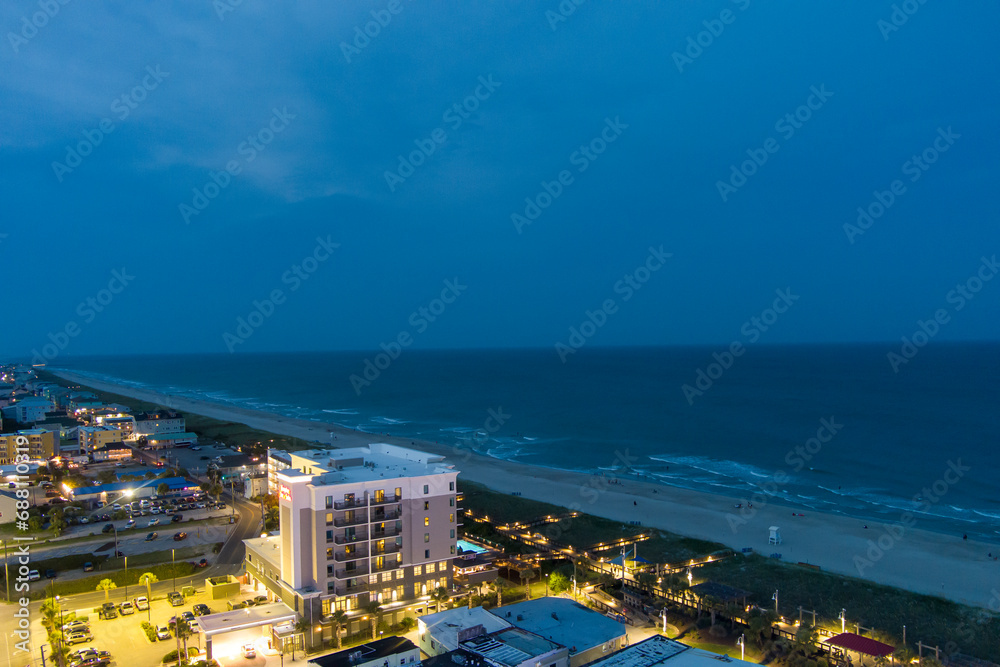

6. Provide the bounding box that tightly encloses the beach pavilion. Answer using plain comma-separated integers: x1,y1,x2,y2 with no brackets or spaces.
822,633,895,665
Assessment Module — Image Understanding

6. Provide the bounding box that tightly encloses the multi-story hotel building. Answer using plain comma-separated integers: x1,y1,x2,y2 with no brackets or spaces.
244,443,459,640
0,428,60,464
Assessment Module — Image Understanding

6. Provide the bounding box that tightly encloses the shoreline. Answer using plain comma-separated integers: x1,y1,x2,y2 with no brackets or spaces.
53,370,998,610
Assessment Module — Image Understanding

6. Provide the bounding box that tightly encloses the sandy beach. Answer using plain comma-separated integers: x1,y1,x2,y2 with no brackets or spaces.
55,371,997,611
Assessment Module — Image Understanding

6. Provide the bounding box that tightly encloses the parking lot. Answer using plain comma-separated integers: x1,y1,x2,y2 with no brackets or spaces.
33,583,296,667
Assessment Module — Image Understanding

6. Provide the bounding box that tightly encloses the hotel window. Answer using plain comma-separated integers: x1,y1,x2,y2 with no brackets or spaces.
326,530,333,543
424,517,430,527
370,575,379,585
449,513,454,523
413,583,421,597
439,577,447,589
327,565,334,576
395,584,404,600
449,481,455,491
424,533,430,543
326,513,333,526
327,581,336,593
423,484,429,494
395,569,403,580
449,497,455,507
423,501,429,511
374,489,385,503
450,545,456,554
395,487,401,499
414,565,422,576
450,529,455,539
425,549,430,559
325,496,333,509
326,548,334,560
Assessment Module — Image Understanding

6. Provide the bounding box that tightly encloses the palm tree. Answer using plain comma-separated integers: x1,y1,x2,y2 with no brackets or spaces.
295,618,312,653
491,578,507,607
365,601,382,640
139,573,158,620
170,616,193,666
329,609,348,649
96,579,117,602
519,568,535,600
431,586,450,613
791,624,819,660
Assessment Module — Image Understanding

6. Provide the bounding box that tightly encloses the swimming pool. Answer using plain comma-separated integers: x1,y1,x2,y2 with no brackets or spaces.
456,539,486,554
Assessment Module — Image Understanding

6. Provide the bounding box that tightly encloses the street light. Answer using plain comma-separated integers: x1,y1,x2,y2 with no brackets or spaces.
839,608,846,633
772,589,779,615
124,556,128,601
737,634,745,661
172,549,177,592
544,573,549,597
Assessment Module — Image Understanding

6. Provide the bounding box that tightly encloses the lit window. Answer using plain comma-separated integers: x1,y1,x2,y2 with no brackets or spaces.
326,513,333,526
424,517,430,527
325,496,332,509
423,501,429,511
424,533,430,543
450,545,456,554
414,565,422,576
449,513,454,523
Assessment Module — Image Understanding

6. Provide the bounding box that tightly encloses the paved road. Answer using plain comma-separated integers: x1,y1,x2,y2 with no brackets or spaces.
1,488,263,667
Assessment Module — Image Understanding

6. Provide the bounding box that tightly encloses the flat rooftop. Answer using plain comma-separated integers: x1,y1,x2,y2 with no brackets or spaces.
282,443,456,485
309,636,417,667
420,606,513,652
198,602,296,636
492,598,627,655
244,534,282,571
462,628,562,667
581,635,757,667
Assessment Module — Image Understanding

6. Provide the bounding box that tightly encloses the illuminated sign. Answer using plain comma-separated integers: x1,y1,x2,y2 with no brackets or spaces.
279,485,291,501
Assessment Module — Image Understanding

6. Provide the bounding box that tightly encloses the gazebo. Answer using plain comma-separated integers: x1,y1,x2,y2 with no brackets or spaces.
824,632,895,665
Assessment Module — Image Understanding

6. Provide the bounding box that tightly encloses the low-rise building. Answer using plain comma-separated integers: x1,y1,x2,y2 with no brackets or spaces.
134,410,185,437
0,428,60,464
2,396,55,423
580,634,757,667
308,636,420,667
0,491,19,525
91,443,133,462
243,473,268,499
78,425,124,453
267,448,292,494
94,413,136,435
145,431,198,449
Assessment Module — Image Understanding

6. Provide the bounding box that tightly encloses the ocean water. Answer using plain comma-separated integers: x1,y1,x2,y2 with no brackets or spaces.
52,344,1000,541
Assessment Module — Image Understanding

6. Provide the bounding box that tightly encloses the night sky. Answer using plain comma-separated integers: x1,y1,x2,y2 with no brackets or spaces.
3,1,998,356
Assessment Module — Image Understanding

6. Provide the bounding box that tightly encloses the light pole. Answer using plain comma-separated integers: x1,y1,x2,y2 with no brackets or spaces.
737,634,745,662
172,549,176,592
839,609,846,633
544,574,549,597
772,590,779,615
124,556,128,601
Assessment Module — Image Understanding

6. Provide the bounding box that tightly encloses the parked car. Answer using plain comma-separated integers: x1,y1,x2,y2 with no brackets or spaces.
102,523,114,533
242,643,256,659
147,518,159,526
27,570,40,581
125,519,136,528
101,602,118,619
82,562,94,572
189,619,201,633
218,503,226,509
133,596,149,611
192,603,211,616
145,532,158,541
156,625,171,640
252,594,268,605
44,569,57,579
79,517,89,524
62,620,89,634
168,591,184,607
119,601,135,615
171,514,183,522
180,611,195,623
173,532,187,541
65,632,93,645
196,558,208,568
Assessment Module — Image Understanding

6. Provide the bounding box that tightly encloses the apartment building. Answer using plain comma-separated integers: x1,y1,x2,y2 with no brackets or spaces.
133,410,185,437
0,428,60,464
78,425,124,453
245,443,459,640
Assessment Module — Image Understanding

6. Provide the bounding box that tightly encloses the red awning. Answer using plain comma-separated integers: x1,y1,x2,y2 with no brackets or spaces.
824,633,894,657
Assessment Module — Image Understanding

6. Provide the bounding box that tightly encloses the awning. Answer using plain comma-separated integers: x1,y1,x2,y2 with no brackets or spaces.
824,632,894,657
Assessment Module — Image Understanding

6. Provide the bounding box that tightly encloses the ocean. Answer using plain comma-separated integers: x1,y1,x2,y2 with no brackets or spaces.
51,344,1000,542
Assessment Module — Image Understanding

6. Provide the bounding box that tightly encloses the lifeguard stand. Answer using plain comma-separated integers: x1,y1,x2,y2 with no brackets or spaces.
768,526,782,545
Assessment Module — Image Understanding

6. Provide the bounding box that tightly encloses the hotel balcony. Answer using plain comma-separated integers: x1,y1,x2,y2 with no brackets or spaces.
369,526,401,539
334,549,369,562
370,559,400,574
334,533,367,545
334,564,369,579
369,542,401,556
369,494,402,506
369,511,401,522
334,582,368,596
334,498,368,510
334,515,369,528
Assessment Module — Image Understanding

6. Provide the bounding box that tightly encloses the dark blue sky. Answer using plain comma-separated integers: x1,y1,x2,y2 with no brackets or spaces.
3,1,998,356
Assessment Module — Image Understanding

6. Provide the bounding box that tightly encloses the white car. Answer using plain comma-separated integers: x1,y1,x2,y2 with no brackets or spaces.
79,517,89,524
149,508,160,514
27,570,40,581
147,518,160,526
